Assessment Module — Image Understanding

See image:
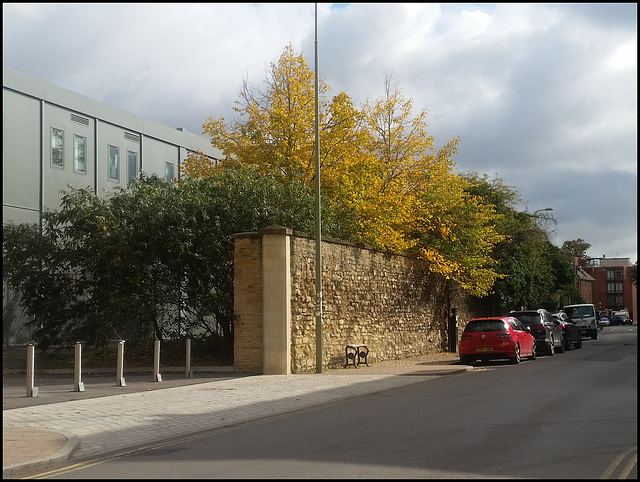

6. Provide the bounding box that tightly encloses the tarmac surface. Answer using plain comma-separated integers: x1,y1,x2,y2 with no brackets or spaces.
3,349,468,479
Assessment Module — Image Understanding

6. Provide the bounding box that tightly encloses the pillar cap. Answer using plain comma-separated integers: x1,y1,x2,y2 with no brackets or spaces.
258,225,292,235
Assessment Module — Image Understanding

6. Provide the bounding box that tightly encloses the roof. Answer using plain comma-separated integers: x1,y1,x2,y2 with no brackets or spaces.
576,268,595,281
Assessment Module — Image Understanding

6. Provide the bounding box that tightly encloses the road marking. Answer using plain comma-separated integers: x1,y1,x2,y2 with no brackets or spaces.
600,447,637,479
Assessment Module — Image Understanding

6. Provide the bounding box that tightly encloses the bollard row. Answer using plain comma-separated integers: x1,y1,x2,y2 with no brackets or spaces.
23,339,195,398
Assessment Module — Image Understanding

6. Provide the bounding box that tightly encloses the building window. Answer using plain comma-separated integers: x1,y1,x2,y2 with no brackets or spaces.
607,294,624,308
108,145,120,182
127,151,138,185
73,135,87,174
51,128,64,168
165,162,175,183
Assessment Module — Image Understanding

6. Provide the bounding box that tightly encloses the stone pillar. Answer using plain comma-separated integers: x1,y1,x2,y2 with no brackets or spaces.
261,226,292,375
232,232,264,373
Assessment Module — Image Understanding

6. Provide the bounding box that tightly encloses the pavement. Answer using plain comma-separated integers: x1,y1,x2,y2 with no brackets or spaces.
2,350,468,479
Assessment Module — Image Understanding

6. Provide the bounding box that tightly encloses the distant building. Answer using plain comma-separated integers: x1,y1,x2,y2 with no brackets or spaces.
3,66,223,344
571,256,637,324
574,264,596,303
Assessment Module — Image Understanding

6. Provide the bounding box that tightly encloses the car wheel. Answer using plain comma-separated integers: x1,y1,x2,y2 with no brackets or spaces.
564,334,571,351
547,337,555,356
591,330,598,340
528,345,537,360
511,344,521,364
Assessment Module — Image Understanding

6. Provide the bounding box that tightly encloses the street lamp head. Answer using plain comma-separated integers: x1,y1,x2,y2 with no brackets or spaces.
531,207,557,225
533,207,553,216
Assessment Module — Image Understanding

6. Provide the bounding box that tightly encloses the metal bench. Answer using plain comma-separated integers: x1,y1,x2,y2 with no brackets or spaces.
345,344,369,368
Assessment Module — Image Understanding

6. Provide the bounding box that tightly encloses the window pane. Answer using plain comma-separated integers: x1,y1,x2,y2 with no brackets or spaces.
108,145,120,182
74,135,87,173
51,128,64,168
165,162,175,183
127,151,138,185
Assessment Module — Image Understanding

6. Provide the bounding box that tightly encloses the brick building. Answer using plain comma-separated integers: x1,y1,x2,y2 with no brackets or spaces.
573,256,637,323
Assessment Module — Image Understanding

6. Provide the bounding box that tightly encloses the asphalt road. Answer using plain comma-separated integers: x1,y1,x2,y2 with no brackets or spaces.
30,325,637,479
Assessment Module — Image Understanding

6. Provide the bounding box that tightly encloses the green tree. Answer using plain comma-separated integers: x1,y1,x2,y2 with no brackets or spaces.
2,221,81,350
3,168,321,352
561,239,591,258
462,173,576,312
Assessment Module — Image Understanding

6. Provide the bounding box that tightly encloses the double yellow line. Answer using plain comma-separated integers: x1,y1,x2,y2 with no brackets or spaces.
601,447,637,479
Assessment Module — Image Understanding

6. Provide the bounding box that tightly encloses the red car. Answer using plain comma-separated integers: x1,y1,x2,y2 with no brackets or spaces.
459,316,537,365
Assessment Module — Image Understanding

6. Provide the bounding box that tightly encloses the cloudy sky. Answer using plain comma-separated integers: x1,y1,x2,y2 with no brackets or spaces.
3,3,637,263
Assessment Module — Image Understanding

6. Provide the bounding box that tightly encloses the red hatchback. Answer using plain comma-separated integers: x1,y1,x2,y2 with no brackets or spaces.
459,316,537,365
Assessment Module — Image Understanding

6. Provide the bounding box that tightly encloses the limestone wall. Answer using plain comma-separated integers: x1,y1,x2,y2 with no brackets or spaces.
233,226,488,374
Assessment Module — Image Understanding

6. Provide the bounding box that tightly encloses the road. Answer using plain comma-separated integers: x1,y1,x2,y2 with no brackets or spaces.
27,326,639,479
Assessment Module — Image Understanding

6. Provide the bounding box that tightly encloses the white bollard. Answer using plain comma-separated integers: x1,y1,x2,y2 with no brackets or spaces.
185,338,193,378
26,344,38,398
116,340,126,386
74,342,85,392
153,339,162,382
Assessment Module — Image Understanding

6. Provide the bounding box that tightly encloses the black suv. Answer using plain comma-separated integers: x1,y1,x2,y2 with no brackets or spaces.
510,309,564,356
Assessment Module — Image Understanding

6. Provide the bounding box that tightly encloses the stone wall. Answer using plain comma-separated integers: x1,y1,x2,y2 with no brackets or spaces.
233,226,489,374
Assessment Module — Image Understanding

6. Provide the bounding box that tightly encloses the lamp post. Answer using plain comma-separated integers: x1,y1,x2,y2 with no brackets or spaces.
314,3,323,373
532,207,557,226
595,268,606,313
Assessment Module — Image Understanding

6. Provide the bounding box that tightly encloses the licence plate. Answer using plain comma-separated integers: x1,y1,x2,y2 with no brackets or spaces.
476,347,493,352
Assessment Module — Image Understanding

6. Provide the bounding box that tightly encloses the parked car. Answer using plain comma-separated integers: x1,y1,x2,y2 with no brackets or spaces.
611,312,633,325
599,317,610,327
552,313,583,350
459,316,537,365
510,309,564,356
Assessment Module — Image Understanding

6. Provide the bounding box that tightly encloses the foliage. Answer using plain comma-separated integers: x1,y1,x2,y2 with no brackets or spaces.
200,45,506,296
561,239,591,259
203,44,328,183
181,151,219,179
2,222,81,351
3,169,319,350
462,173,576,312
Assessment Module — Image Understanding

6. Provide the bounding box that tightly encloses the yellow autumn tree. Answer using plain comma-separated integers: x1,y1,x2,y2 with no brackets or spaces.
406,143,507,295
199,44,505,296
180,151,219,179
202,43,328,184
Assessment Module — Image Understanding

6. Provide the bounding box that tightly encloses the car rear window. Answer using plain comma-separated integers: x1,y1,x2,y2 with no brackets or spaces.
464,320,507,333
512,314,541,325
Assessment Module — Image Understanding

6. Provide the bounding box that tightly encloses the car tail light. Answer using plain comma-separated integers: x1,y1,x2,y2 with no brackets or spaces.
496,333,512,338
